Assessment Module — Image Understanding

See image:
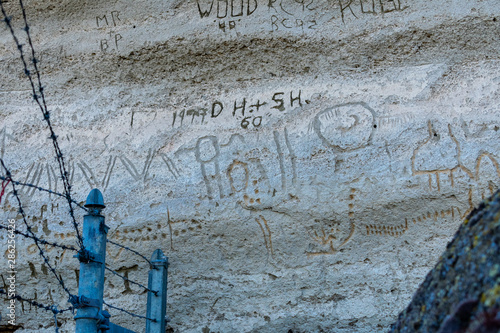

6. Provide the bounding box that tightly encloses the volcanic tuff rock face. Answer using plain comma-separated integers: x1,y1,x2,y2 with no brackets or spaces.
0,0,499,332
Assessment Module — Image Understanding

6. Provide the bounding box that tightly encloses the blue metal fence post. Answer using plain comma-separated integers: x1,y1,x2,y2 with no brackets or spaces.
75,189,108,333
145,249,169,333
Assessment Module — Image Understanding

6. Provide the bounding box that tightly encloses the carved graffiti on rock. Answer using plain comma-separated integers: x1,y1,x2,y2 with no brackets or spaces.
171,90,309,129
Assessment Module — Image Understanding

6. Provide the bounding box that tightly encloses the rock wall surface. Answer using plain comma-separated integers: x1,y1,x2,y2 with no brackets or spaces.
0,0,499,332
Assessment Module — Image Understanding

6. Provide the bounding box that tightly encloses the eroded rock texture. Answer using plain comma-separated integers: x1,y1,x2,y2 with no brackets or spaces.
0,0,499,332
391,190,500,333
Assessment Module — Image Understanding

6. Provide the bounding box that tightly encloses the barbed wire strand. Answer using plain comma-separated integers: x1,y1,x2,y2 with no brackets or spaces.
104,266,158,296
0,224,78,251
17,0,81,247
2,2,165,326
0,160,74,298
19,0,49,114
0,0,84,249
0,288,74,314
106,239,153,267
0,175,87,211
103,300,156,323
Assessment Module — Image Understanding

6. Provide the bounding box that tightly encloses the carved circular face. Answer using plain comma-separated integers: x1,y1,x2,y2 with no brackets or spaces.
314,103,375,151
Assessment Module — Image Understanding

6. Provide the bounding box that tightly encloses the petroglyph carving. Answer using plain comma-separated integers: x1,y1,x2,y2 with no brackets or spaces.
413,122,463,174
119,149,155,182
412,122,500,203
475,152,500,200
78,156,116,191
366,207,460,238
0,127,18,159
348,188,356,219
273,131,287,191
17,163,59,197
255,215,273,255
314,102,376,152
377,113,415,129
227,160,249,193
114,265,139,294
412,121,473,191
461,120,493,139
238,159,269,207
195,136,224,200
407,206,461,225
160,154,181,179
273,128,298,191
307,220,355,256
167,208,175,250
111,222,169,244
284,128,298,186
364,220,408,237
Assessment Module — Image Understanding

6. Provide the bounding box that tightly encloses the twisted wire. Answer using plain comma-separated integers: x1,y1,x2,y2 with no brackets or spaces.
0,0,83,249
103,300,156,322
0,176,87,211
17,0,82,249
0,288,74,314
0,160,74,298
0,224,78,251
107,239,153,267
0,2,168,330
104,266,158,296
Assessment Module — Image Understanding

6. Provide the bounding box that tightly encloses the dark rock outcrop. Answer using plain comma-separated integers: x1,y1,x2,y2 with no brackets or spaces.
390,190,500,332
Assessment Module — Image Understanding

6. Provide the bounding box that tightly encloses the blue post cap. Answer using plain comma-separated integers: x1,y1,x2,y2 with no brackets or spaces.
85,189,106,209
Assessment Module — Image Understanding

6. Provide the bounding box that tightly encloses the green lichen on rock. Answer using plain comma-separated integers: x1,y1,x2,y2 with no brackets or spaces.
390,190,500,332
